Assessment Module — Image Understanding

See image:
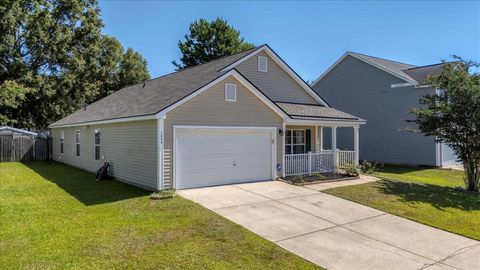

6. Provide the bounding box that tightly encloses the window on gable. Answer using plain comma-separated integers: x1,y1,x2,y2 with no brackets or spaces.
60,131,64,154
258,56,268,72
225,83,237,102
75,130,80,157
94,129,101,161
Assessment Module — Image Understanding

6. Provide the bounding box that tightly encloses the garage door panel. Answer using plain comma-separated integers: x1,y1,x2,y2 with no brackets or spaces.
175,128,274,189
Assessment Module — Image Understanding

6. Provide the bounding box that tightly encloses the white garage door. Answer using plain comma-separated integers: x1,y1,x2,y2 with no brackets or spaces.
175,127,275,189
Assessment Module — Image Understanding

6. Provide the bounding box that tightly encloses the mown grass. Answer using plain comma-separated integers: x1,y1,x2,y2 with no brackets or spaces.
0,162,322,270
324,165,480,240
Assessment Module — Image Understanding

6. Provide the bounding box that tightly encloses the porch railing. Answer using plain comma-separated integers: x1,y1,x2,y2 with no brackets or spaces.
284,150,356,176
338,150,355,167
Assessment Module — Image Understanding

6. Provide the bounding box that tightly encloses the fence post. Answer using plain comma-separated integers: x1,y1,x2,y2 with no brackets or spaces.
10,139,14,162
308,151,312,175
336,149,339,170
32,138,36,161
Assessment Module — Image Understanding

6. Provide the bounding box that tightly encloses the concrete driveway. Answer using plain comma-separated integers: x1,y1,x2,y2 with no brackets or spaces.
179,181,480,270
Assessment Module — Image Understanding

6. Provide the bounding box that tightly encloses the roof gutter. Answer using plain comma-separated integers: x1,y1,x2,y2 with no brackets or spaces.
285,118,366,126
48,114,157,129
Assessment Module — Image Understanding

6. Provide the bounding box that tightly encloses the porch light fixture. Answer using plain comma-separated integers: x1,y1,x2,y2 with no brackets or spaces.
279,129,284,136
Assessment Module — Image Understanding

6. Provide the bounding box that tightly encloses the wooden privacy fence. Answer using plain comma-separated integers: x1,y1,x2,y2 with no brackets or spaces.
0,137,50,162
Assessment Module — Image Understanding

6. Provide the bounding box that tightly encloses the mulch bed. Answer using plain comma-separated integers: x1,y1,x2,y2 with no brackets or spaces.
279,173,360,186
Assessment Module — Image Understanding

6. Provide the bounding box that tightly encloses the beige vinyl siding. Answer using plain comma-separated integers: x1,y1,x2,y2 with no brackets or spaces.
163,76,283,189
236,51,318,104
51,120,157,190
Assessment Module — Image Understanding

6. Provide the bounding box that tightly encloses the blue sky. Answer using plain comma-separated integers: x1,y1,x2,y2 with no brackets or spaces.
99,1,480,81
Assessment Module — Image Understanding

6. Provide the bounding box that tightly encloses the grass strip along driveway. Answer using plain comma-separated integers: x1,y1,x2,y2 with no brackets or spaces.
0,162,322,270
324,165,480,241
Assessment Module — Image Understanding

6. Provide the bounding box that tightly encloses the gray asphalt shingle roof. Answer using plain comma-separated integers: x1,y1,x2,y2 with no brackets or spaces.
51,45,366,127
50,47,259,127
349,52,453,86
276,102,365,122
403,63,453,85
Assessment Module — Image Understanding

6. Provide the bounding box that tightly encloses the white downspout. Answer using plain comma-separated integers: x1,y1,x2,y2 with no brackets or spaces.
157,117,165,190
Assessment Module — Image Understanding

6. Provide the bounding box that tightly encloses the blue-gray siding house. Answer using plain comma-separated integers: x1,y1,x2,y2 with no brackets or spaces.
311,52,458,167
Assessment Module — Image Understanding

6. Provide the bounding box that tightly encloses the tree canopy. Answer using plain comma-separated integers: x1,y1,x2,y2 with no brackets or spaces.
0,0,150,129
173,18,254,70
410,58,480,192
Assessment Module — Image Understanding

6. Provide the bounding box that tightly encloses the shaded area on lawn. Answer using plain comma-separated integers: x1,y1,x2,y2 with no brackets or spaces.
376,179,480,211
377,165,432,175
25,162,149,205
1,162,322,269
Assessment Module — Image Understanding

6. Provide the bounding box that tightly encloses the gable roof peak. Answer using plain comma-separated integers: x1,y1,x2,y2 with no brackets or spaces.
347,51,416,67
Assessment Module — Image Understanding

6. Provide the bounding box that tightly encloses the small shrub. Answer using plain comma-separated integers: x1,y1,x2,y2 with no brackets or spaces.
291,175,305,184
360,160,380,174
342,164,360,177
150,188,176,200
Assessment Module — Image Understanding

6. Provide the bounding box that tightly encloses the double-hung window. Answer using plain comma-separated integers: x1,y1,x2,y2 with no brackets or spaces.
75,130,80,157
94,129,101,161
285,130,306,154
60,131,64,154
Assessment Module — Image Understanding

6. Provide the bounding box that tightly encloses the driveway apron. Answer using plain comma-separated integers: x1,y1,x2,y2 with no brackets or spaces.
178,181,480,270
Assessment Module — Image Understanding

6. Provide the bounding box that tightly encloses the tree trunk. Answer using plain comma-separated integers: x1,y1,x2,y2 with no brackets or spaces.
464,161,480,192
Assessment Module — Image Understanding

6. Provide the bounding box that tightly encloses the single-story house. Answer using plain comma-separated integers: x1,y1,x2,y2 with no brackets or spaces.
311,52,458,167
49,45,365,190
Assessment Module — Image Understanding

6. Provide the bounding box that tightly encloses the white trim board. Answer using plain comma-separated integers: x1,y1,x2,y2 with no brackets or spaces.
220,45,330,107
311,52,418,87
172,125,278,189
49,115,156,129
157,117,165,190
285,118,364,127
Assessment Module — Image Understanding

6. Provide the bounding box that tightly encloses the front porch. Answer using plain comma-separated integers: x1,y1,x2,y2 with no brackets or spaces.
283,125,359,176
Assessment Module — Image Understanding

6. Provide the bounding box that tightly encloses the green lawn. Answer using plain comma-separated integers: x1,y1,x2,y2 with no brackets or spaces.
0,162,322,270
324,165,480,240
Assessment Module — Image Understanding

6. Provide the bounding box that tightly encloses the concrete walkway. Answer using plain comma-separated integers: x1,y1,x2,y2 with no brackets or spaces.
179,181,479,270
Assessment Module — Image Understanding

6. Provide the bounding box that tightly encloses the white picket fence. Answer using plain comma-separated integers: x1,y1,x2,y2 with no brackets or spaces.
285,150,355,176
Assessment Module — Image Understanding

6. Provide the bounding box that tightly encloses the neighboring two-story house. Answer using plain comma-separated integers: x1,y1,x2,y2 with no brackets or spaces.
311,52,458,167
49,45,365,190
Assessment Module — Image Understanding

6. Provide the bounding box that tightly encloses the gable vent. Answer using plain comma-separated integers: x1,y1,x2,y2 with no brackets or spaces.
225,83,237,102
258,56,268,72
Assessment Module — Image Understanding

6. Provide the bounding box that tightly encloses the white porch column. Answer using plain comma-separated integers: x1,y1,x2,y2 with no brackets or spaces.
282,122,286,178
319,126,323,151
354,126,359,165
331,126,337,171
157,117,165,190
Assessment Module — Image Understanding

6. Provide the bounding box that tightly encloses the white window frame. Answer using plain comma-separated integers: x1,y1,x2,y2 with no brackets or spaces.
285,129,306,154
60,131,64,155
258,56,268,72
224,83,237,102
94,129,101,161
75,130,80,157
